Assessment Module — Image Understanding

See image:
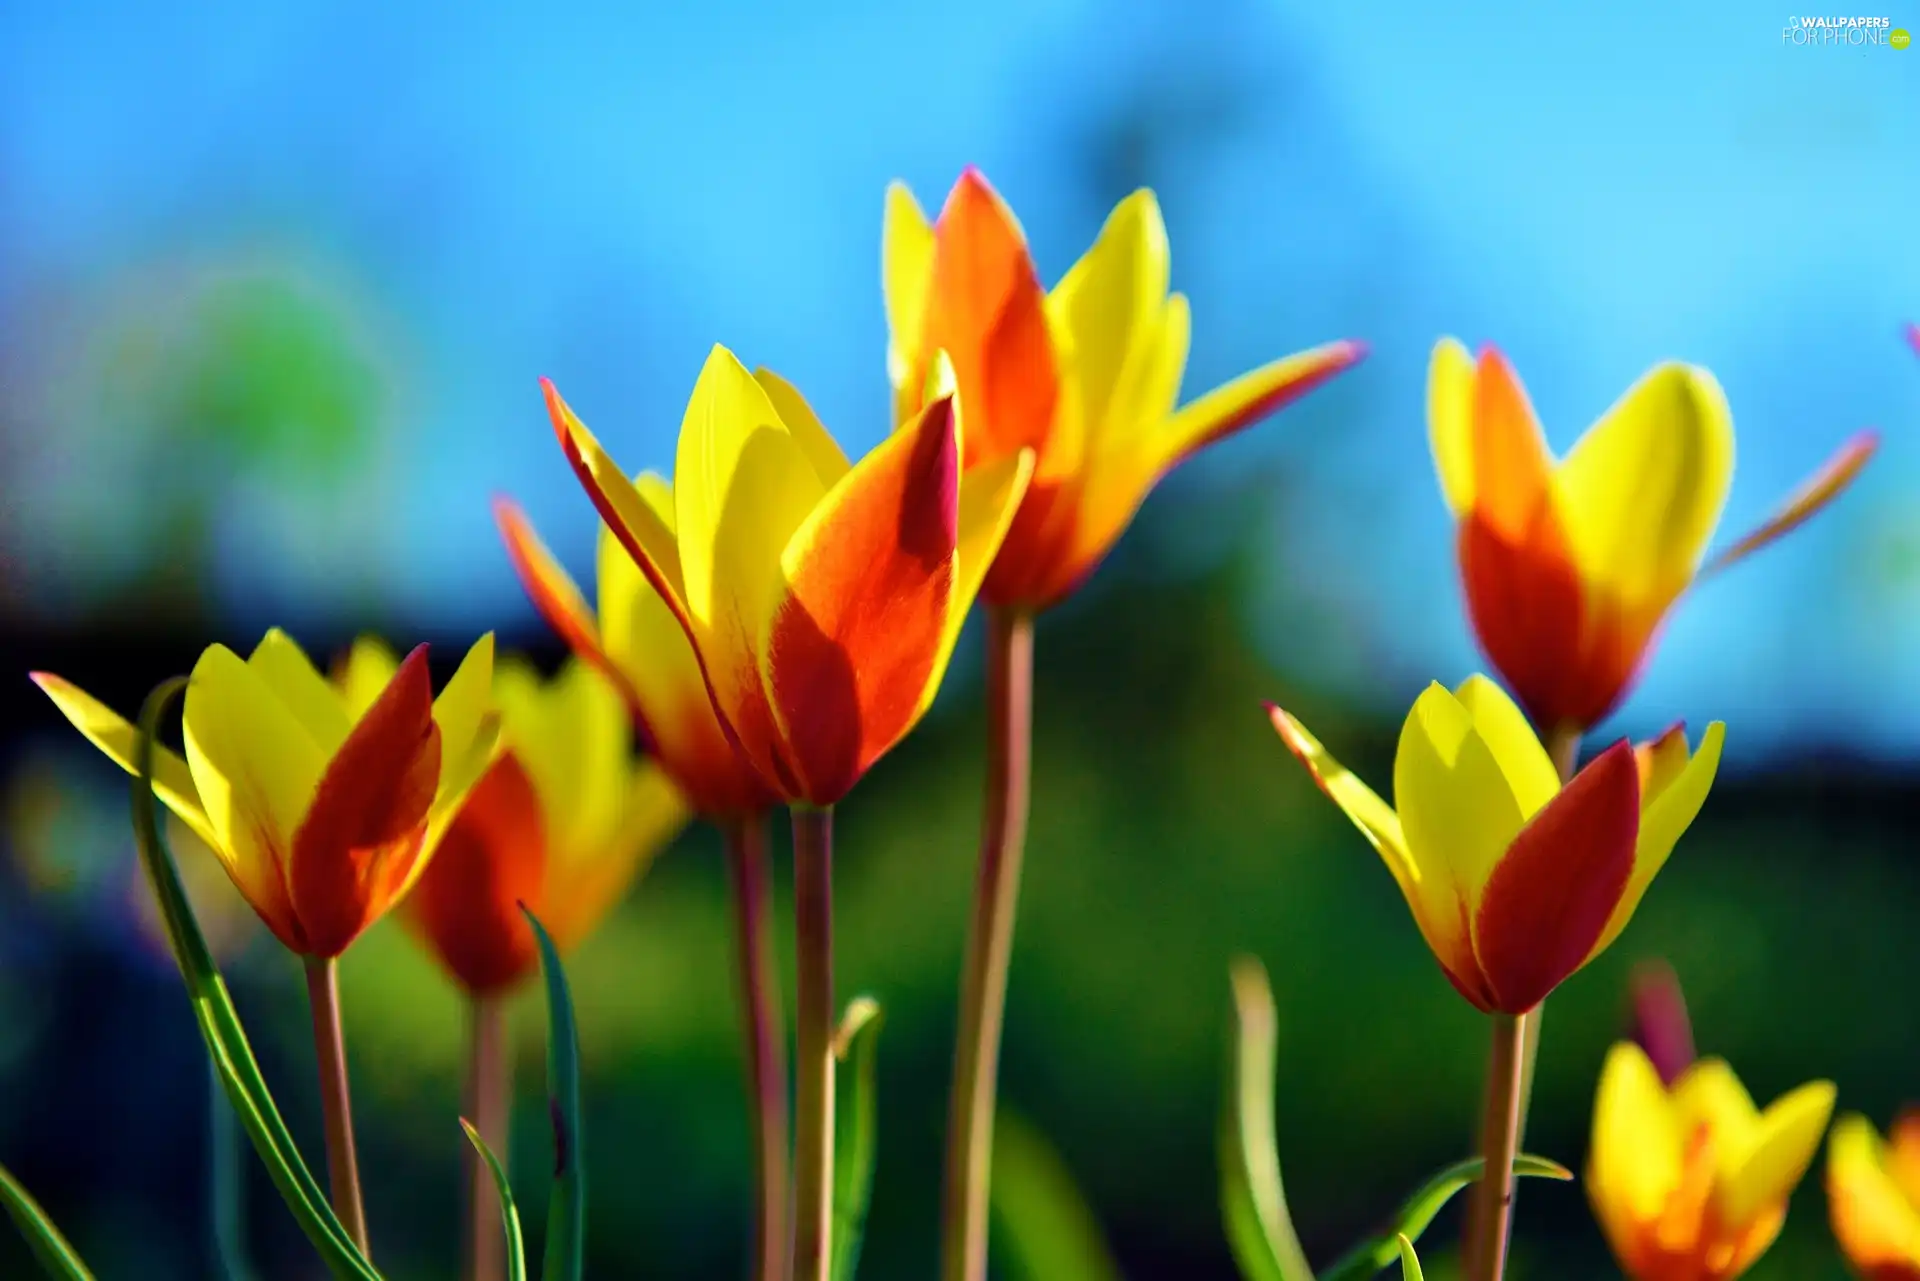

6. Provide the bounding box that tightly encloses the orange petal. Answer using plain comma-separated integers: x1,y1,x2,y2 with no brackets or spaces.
1698,430,1878,580
765,395,960,804
404,753,546,994
1473,740,1640,1013
288,644,442,957
1469,347,1559,540
1159,338,1368,469
916,168,1059,468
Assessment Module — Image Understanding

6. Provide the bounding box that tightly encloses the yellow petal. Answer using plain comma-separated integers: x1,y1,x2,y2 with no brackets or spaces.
1672,1057,1762,1185
247,630,353,753
182,644,325,910
914,446,1035,719
1591,721,1724,954
1720,1079,1836,1228
1554,363,1734,603
1158,338,1362,470
30,672,220,852
547,380,688,609
1393,681,1528,908
883,181,935,393
754,367,852,490
1451,675,1559,819
546,762,691,950
429,634,497,809
1828,1114,1920,1269
502,658,631,868
1048,189,1172,443
1589,1041,1683,1227
674,345,827,693
1428,337,1478,515
336,637,401,719
1700,429,1879,580
1266,704,1414,883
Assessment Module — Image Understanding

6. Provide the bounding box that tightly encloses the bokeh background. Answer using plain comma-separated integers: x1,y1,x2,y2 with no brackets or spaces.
2,2,1917,1277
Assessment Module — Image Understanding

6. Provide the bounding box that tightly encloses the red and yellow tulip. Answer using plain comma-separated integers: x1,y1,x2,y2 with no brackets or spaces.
333,641,692,995
31,630,497,958
883,169,1364,610
1589,1042,1834,1281
1267,676,1721,1014
496,495,775,821
1429,338,1875,734
549,343,1032,807
1828,1111,1920,1281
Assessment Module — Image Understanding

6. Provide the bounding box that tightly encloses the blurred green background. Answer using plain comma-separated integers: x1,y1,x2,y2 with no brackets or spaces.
2,2,1917,1278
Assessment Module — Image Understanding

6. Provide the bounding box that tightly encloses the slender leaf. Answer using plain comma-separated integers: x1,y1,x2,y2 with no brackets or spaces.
130,679,382,1281
1316,1153,1572,1281
1219,957,1313,1281
0,1163,95,1280
523,907,585,1281
989,1111,1123,1281
829,997,884,1281
209,1055,260,1281
1394,1235,1424,1281
461,1119,528,1281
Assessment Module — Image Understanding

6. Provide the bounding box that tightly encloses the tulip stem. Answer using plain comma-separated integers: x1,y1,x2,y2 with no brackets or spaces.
464,994,510,1281
790,806,835,1281
726,814,792,1281
940,606,1035,1281
303,956,370,1256
1471,1012,1525,1281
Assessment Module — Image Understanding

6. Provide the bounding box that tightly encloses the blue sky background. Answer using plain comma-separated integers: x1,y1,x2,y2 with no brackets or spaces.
1,0,1916,763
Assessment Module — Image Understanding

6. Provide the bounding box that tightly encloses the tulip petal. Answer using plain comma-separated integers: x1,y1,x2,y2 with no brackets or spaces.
1463,346,1558,539
247,630,353,755
1472,740,1639,1012
1633,722,1693,805
767,394,960,804
30,672,219,852
1049,189,1172,444
1592,721,1724,955
883,180,936,394
494,497,612,669
1451,675,1558,819
1908,322,1920,357
334,636,401,719
498,657,630,871
917,168,1058,468
430,634,497,806
545,763,689,951
916,446,1034,719
1720,1080,1835,1228
289,643,441,956
1159,338,1365,472
1828,1114,1920,1277
406,753,546,994
1555,363,1733,602
1589,1042,1683,1227
1427,338,1478,515
754,367,852,490
1394,682,1529,908
1699,430,1878,580
183,644,326,949
1672,1057,1763,1185
1886,1112,1920,1210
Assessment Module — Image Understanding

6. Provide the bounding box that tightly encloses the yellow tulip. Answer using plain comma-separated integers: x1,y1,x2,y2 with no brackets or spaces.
1828,1111,1920,1281
1589,1041,1834,1281
32,630,497,957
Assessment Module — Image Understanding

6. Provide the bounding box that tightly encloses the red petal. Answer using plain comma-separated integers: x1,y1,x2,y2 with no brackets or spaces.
1474,739,1640,1014
404,754,545,994
289,644,442,957
765,397,960,804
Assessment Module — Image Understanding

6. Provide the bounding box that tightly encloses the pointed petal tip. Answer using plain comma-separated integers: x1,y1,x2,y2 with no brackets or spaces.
1904,321,1919,354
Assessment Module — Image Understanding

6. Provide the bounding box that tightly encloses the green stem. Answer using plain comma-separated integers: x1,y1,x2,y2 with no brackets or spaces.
303,956,370,1256
790,807,836,1281
726,814,792,1281
464,995,510,1281
940,607,1035,1281
1470,1014,1524,1281
208,1052,254,1281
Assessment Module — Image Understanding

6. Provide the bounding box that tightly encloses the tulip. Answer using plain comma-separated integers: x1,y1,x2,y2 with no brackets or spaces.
495,492,793,1281
31,628,497,1252
1828,1111,1920,1281
1590,1042,1834,1281
1429,337,1876,737
549,343,1032,1281
884,167,1364,1281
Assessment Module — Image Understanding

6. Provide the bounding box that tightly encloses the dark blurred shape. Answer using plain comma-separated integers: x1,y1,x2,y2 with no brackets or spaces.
1627,960,1696,1087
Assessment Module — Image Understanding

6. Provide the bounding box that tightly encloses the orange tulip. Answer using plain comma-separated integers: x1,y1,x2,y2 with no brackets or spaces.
884,168,1364,610
549,343,1031,807
1429,338,1875,734
333,642,692,995
32,630,497,958
1829,1111,1920,1281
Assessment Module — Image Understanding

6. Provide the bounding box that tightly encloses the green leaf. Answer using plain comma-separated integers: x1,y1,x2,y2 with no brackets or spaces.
207,1056,260,1281
1394,1235,1424,1281
1219,957,1314,1281
989,1110,1123,1281
0,1162,95,1280
829,997,884,1281
1316,1153,1573,1281
130,679,382,1281
523,908,585,1281
460,1120,528,1281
